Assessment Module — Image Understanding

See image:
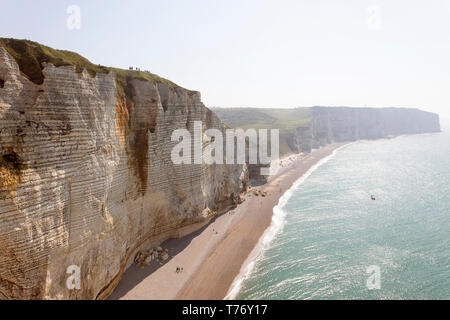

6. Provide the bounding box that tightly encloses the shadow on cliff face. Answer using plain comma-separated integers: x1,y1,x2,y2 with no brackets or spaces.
107,207,237,300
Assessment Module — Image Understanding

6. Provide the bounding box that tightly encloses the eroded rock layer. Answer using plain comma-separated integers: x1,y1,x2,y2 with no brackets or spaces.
0,47,248,299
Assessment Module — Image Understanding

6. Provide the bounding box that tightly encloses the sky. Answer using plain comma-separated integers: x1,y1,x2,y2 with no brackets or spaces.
2,0,450,125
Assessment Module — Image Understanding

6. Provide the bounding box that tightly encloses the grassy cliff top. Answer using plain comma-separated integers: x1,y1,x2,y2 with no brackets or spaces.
0,38,194,96
211,107,312,130
212,107,313,156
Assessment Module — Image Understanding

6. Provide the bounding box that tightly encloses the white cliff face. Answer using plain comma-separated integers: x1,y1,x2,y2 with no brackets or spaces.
0,47,248,299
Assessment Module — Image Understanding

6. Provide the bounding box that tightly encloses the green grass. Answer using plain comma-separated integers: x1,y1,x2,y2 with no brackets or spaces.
212,107,313,156
0,38,194,98
0,38,109,83
212,107,312,130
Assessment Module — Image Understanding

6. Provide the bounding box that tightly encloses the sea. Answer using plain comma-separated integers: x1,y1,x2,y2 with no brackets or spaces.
229,130,450,300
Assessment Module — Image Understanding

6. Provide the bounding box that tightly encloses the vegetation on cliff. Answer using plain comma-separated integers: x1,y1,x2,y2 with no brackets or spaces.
212,107,312,130
212,107,313,155
0,38,194,98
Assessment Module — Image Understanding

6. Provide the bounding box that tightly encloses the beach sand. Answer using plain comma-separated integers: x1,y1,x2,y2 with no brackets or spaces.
109,143,345,300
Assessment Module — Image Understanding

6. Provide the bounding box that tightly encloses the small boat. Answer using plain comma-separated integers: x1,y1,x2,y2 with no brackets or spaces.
371,195,376,201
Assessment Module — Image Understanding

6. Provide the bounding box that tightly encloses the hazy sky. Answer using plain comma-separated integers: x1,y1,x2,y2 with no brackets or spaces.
2,0,450,123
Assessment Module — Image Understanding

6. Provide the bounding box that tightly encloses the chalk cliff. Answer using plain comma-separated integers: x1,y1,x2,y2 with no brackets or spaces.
214,106,441,157
0,40,248,299
297,106,441,153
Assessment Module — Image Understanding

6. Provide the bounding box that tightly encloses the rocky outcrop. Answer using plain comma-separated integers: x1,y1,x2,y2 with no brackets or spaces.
0,45,248,299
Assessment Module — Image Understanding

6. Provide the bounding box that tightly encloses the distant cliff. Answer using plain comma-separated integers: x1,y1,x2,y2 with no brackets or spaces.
0,39,248,299
213,106,441,181
296,106,440,154
213,106,440,155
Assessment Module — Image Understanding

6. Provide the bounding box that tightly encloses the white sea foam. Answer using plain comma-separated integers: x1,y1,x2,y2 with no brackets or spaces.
224,144,352,300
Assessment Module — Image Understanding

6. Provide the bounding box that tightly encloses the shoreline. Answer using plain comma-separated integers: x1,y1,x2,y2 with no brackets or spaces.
109,143,346,300
224,142,351,299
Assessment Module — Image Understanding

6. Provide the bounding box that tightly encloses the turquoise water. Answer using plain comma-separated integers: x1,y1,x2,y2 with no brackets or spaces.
236,132,450,300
